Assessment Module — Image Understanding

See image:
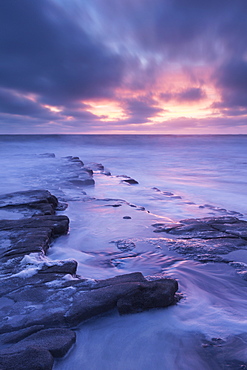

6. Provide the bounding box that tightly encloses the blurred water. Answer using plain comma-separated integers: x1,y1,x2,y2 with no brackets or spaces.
0,134,247,369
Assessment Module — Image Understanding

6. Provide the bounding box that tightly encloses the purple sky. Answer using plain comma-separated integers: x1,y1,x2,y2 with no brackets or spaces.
1,0,247,134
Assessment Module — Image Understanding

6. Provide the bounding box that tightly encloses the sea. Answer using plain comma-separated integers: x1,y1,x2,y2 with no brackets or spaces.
0,134,247,369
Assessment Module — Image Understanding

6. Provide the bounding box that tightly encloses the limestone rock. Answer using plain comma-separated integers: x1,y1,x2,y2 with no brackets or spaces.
117,279,178,314
153,216,247,239
122,178,139,185
152,217,247,278
0,215,69,259
0,190,59,217
3,328,76,358
0,189,179,369
0,347,54,370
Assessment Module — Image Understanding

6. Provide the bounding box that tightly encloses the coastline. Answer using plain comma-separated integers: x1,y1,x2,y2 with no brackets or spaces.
0,138,246,369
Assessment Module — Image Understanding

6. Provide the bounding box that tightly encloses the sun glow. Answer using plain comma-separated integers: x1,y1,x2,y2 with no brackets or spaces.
86,100,127,121
43,105,62,113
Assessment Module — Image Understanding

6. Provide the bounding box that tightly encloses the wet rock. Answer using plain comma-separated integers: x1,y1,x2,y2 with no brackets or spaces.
83,168,93,176
0,215,69,259
55,202,68,211
153,217,247,279
0,190,58,208
38,259,78,275
0,190,59,216
2,326,45,345
168,237,247,257
117,279,178,315
3,328,76,358
0,189,180,368
102,169,111,176
85,163,104,171
152,222,182,233
192,255,230,263
84,163,111,176
153,216,247,239
106,204,122,207
64,286,123,324
69,178,95,186
95,272,147,287
67,156,84,166
122,178,139,185
0,194,177,335
65,273,178,325
62,156,96,188
137,206,145,211
0,347,54,370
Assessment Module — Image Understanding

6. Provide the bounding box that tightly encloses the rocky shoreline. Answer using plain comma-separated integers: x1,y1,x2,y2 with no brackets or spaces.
1,154,247,369
0,189,178,370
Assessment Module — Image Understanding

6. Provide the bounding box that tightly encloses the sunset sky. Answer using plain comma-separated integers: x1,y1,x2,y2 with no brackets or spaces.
1,0,247,134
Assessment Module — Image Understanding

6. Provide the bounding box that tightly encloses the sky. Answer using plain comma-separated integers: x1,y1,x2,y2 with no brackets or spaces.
0,0,247,134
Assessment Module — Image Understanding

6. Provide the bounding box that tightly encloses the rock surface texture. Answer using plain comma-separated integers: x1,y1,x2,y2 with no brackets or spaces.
0,190,178,369
152,216,247,278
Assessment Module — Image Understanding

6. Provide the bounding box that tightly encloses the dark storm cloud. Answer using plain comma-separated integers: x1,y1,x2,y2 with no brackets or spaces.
0,88,56,119
160,88,206,103
213,60,247,109
176,88,206,102
0,0,124,106
153,0,247,61
122,97,164,124
91,0,247,62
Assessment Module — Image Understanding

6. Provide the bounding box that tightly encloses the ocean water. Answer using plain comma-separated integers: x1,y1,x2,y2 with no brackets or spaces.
0,134,247,369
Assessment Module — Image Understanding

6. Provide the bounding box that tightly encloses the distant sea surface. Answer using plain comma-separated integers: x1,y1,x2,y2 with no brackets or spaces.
0,134,247,218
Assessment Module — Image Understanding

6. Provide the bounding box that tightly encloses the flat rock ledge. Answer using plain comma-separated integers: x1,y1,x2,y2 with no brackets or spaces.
0,190,178,370
152,216,247,278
